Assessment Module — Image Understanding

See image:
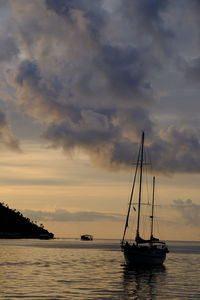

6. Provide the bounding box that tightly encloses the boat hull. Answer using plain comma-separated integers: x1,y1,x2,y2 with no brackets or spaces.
123,245,167,266
80,234,93,241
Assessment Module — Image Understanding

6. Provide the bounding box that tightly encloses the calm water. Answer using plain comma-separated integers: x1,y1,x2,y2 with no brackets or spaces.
0,239,199,299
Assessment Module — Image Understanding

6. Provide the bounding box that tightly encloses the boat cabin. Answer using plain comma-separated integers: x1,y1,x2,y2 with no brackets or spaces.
80,234,93,241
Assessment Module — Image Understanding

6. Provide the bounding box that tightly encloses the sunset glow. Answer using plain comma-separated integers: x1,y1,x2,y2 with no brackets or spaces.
0,0,199,240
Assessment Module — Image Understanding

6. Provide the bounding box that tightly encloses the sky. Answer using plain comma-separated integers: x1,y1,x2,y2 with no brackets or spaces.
0,0,200,240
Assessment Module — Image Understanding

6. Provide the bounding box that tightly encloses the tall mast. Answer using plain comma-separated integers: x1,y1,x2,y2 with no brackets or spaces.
136,131,144,242
150,176,155,239
121,145,141,244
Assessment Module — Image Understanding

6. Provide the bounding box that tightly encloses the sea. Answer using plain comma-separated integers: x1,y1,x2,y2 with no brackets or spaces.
0,239,199,299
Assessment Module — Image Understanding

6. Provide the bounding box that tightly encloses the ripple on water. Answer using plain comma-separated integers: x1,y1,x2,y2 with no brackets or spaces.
0,240,199,299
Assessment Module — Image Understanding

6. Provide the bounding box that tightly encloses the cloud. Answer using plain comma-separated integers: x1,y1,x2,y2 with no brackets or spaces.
118,0,174,57
1,0,200,173
149,127,200,173
45,0,106,35
173,199,200,226
22,209,123,222
0,110,21,152
0,36,19,62
179,56,200,85
4,0,157,169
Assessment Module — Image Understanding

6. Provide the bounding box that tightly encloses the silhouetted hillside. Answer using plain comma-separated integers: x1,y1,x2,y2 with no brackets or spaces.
0,202,54,239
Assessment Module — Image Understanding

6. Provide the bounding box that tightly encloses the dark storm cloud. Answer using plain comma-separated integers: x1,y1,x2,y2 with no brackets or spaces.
97,45,154,101
190,0,200,10
119,0,173,55
22,209,123,222
179,56,200,84
42,106,155,169
44,117,117,149
173,199,200,226
149,127,200,173
116,107,154,138
45,0,108,43
16,60,41,85
0,110,20,151
0,36,19,62
8,59,82,123
1,0,200,173
45,0,72,16
43,120,135,168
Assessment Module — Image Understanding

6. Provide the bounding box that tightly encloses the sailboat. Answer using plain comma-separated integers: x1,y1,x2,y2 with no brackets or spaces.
121,132,169,265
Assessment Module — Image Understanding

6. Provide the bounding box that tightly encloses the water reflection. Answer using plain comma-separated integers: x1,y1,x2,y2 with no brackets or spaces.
123,264,166,299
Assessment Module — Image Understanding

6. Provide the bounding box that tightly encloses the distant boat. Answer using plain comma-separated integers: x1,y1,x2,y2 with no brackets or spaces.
121,132,169,265
81,234,93,241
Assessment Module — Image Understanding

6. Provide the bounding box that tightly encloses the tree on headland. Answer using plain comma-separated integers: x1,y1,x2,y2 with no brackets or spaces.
0,202,54,239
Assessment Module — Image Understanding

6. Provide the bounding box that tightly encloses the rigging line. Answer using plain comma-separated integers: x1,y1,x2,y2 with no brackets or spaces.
136,131,144,242
144,148,150,205
132,203,151,206
155,217,160,238
146,145,153,177
129,209,136,242
150,176,155,239
121,143,141,244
